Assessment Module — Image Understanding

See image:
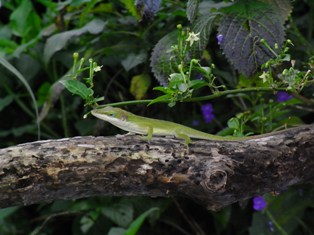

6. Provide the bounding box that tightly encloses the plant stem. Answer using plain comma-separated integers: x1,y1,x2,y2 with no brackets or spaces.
97,87,288,108
265,209,288,235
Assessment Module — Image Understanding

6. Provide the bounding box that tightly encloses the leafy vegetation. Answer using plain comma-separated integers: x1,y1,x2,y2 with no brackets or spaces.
0,0,314,234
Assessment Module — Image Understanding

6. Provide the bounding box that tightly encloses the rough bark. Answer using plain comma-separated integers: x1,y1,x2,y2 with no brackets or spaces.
0,125,313,211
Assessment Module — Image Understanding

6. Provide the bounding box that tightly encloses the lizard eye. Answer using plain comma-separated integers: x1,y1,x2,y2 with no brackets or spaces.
109,112,115,117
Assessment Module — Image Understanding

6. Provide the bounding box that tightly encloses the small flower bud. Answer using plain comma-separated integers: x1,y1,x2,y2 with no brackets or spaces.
73,52,79,60
287,39,294,45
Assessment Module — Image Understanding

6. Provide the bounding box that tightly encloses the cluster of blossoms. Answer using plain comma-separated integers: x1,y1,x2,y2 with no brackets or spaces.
276,91,292,102
201,103,215,123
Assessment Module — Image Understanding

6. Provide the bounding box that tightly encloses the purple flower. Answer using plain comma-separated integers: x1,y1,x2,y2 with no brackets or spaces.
217,34,223,45
276,92,292,102
201,103,215,123
192,120,200,126
253,196,267,211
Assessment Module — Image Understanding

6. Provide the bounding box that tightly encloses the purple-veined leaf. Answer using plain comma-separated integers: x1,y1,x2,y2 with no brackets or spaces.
187,0,200,22
218,0,285,77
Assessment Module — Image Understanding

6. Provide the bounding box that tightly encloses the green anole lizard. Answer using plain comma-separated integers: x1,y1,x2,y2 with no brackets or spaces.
91,106,253,144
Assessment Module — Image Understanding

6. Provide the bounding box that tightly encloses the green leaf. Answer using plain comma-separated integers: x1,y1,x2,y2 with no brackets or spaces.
0,125,37,138
59,79,93,99
212,207,232,233
0,57,40,139
0,39,18,54
148,94,171,106
108,227,127,235
80,215,94,233
120,0,141,20
130,74,151,100
227,117,240,130
124,208,159,235
37,82,51,106
153,86,169,93
102,202,134,227
0,95,14,112
12,124,37,137
278,116,303,127
121,51,147,71
187,0,200,22
178,83,188,92
43,19,106,64
0,207,18,221
9,0,41,40
188,79,207,89
249,213,273,235
168,73,185,88
218,0,285,76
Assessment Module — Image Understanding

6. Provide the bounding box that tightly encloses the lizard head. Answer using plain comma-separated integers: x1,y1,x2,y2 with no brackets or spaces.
91,106,146,135
91,106,129,123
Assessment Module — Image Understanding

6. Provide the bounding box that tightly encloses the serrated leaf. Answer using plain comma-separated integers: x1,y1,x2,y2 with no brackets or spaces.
59,79,93,99
130,74,151,100
187,0,200,22
150,31,178,86
190,13,218,58
262,0,292,22
135,0,161,21
198,1,232,15
218,0,285,77
44,19,106,64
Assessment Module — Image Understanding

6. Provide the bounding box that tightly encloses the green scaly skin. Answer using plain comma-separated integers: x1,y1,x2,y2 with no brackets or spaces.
91,106,254,144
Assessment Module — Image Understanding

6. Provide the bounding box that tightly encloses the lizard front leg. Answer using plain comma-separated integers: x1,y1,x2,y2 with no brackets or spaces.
176,132,191,145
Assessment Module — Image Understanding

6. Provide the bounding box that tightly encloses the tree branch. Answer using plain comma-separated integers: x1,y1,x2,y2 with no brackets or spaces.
0,125,313,211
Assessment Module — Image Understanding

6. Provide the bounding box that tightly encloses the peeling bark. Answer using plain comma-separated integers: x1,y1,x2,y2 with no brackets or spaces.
0,125,313,211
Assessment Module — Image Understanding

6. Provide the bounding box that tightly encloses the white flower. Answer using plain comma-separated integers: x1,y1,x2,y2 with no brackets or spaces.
93,65,103,72
186,32,200,47
259,71,269,83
